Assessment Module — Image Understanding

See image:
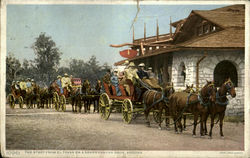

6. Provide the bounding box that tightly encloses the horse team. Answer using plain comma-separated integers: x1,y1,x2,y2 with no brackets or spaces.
9,77,236,139
142,78,236,138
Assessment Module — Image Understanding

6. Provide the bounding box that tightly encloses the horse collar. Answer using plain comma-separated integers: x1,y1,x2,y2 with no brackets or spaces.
216,91,229,106
198,93,210,107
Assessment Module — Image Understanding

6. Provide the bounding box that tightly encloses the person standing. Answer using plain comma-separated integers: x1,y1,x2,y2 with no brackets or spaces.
111,69,121,96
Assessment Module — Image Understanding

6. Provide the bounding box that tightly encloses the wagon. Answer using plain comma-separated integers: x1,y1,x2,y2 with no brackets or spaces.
7,84,26,109
99,80,146,124
52,78,79,112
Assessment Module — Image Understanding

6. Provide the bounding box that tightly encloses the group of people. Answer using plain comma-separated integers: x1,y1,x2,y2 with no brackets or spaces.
56,73,73,94
11,78,36,93
103,60,162,97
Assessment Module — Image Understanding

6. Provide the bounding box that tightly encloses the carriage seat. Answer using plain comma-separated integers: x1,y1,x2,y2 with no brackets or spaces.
103,82,133,100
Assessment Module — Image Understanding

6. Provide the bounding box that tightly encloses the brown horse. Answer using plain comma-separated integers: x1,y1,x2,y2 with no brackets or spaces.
39,87,53,109
169,81,216,136
143,83,175,129
182,84,196,130
25,84,40,109
204,78,236,138
81,79,92,113
70,86,82,113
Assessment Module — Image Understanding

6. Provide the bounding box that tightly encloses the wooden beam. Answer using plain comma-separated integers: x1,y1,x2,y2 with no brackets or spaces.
196,52,207,90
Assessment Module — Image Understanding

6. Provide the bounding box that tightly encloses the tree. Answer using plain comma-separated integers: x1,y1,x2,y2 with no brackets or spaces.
32,32,61,85
6,54,21,94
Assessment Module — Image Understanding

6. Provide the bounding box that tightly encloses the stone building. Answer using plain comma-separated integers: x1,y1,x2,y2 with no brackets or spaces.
113,5,245,116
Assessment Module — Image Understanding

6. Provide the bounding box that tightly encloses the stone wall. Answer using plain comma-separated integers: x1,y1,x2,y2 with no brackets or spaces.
171,49,245,116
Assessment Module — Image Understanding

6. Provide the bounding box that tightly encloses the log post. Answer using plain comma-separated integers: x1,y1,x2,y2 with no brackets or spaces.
196,52,207,91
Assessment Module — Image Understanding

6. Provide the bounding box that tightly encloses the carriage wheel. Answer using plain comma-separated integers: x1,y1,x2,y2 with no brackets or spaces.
18,96,24,109
153,108,165,124
60,95,66,112
122,99,133,124
99,93,111,120
8,94,15,109
53,92,60,111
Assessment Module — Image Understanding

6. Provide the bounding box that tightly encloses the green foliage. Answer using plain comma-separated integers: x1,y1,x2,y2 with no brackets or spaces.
32,32,61,85
6,54,22,94
6,32,112,90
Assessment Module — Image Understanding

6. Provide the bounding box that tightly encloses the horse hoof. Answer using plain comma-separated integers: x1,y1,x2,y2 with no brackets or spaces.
221,136,224,139
192,135,196,138
158,127,162,130
200,135,205,138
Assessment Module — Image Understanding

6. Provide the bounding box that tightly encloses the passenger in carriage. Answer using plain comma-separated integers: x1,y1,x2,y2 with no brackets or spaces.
124,62,139,85
19,79,27,91
137,63,149,79
142,66,162,90
147,67,156,79
62,73,72,91
26,78,32,88
111,69,122,96
119,60,130,95
56,75,63,94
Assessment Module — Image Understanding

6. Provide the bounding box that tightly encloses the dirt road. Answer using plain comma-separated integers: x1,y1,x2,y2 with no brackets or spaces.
5,104,244,150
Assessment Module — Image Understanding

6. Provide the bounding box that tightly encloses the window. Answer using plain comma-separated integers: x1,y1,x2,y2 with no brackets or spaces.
210,25,216,32
197,26,203,36
203,24,210,34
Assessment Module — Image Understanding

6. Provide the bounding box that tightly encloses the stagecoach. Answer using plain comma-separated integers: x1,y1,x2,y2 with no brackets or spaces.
7,87,24,109
52,78,81,112
99,79,168,124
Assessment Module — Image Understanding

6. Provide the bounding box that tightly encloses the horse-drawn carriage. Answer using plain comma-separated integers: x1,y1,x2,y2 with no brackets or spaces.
99,78,173,124
7,83,25,109
50,82,69,112
99,79,143,124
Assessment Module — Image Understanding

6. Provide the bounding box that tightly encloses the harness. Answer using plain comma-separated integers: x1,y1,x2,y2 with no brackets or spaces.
143,90,169,112
215,91,229,106
215,81,233,106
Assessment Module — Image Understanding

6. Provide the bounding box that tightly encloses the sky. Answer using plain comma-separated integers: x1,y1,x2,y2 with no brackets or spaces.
7,4,227,67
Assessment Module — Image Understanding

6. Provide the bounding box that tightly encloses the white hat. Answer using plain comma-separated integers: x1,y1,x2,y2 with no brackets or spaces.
31,79,34,82
138,63,145,67
128,62,135,67
124,60,129,65
64,73,69,76
57,75,62,78
148,67,152,70
114,69,118,72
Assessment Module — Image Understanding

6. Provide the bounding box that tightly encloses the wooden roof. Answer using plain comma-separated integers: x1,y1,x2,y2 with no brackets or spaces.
193,10,244,28
179,28,244,48
114,5,245,65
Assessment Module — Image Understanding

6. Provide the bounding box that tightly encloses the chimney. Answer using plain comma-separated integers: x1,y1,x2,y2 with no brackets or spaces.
133,26,135,42
170,16,172,38
144,23,146,41
156,19,159,41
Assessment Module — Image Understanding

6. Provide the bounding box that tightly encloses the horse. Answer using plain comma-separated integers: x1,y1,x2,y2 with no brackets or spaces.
143,82,175,129
168,81,216,137
204,78,236,138
70,86,82,113
10,84,26,108
81,79,92,113
39,87,53,109
182,84,196,130
92,80,102,113
25,84,40,109
81,79,102,113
